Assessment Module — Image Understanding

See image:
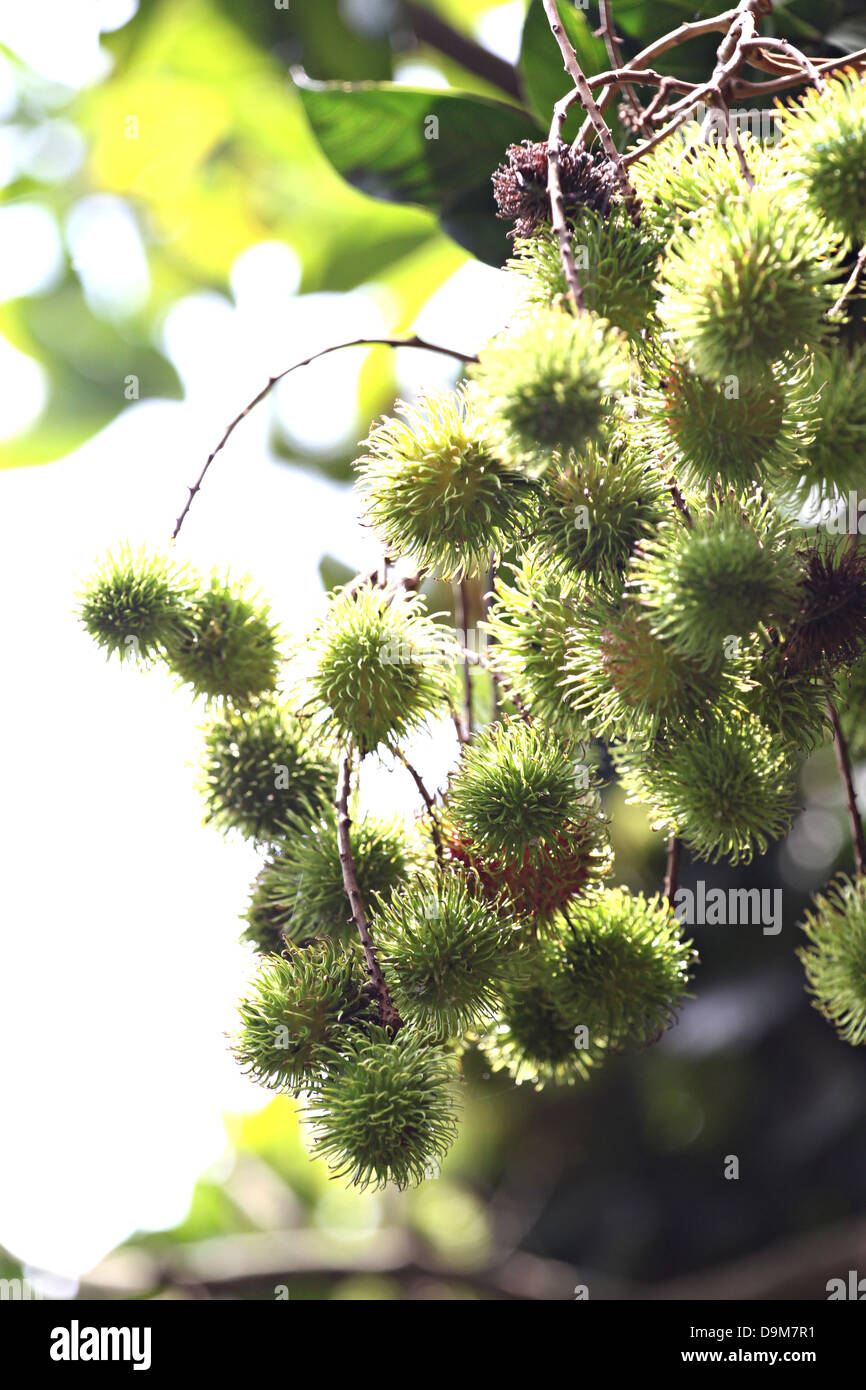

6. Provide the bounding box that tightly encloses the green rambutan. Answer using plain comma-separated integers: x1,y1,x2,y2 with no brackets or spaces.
480,942,606,1087
447,721,602,860
629,122,781,227
614,713,800,865
198,704,334,842
562,599,722,740
470,306,631,475
628,494,800,669
535,436,668,592
373,871,517,1038
307,1028,460,1189
166,571,282,703
659,192,839,384
637,355,818,492
508,207,663,340
79,547,193,663
355,387,536,580
484,550,585,732
780,71,866,245
799,875,866,1045
554,887,694,1047
785,344,866,500
306,583,454,754
232,939,378,1094
242,807,424,952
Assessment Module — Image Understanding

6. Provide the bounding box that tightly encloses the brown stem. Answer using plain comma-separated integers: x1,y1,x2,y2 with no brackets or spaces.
389,744,444,867
336,756,402,1031
664,835,682,908
542,0,640,215
171,334,477,541
828,701,866,876
457,579,474,739
546,104,585,312
829,244,866,321
596,0,651,136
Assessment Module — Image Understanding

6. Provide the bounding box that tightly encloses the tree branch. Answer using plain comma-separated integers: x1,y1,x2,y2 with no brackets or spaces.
828,700,866,876
542,0,639,214
171,334,477,541
402,1,523,102
829,244,866,321
456,579,474,740
595,0,651,136
663,835,682,908
336,756,402,1030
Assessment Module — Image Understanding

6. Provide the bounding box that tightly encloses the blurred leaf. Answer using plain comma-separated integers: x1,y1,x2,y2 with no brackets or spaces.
295,76,539,264
318,554,356,590
0,279,182,469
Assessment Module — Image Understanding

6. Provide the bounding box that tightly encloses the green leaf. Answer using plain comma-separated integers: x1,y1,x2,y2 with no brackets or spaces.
519,0,614,143
295,76,540,265
0,279,183,469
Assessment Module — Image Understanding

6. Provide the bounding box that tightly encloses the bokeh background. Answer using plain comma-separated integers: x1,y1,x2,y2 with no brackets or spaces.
2,0,866,1301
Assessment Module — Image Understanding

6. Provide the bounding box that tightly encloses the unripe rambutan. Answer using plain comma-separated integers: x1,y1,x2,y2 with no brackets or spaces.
563,600,722,740
373,872,517,1038
484,550,585,732
614,713,799,865
786,344,866,501
739,643,830,752
508,208,663,341
535,436,668,592
198,704,334,842
554,887,695,1047
637,356,818,491
447,721,603,860
779,71,866,245
629,122,781,227
628,494,800,669
166,571,282,703
354,387,536,580
799,875,866,1045
659,192,839,384
306,584,454,754
470,307,631,475
79,547,193,663
242,807,424,952
307,1028,460,1189
232,939,378,1094
480,942,606,1087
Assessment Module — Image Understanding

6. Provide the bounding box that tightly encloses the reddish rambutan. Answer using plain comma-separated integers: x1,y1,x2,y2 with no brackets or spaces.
444,826,611,924
785,539,866,674
492,140,616,238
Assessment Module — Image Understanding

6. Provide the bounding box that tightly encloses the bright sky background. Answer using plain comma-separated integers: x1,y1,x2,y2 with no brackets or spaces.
0,0,523,1282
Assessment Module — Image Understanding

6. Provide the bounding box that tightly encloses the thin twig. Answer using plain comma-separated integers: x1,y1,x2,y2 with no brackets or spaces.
829,245,866,321
828,701,866,876
542,0,640,214
389,743,444,866
596,0,651,137
546,108,585,312
664,835,682,908
456,579,474,740
171,334,477,540
336,756,402,1030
